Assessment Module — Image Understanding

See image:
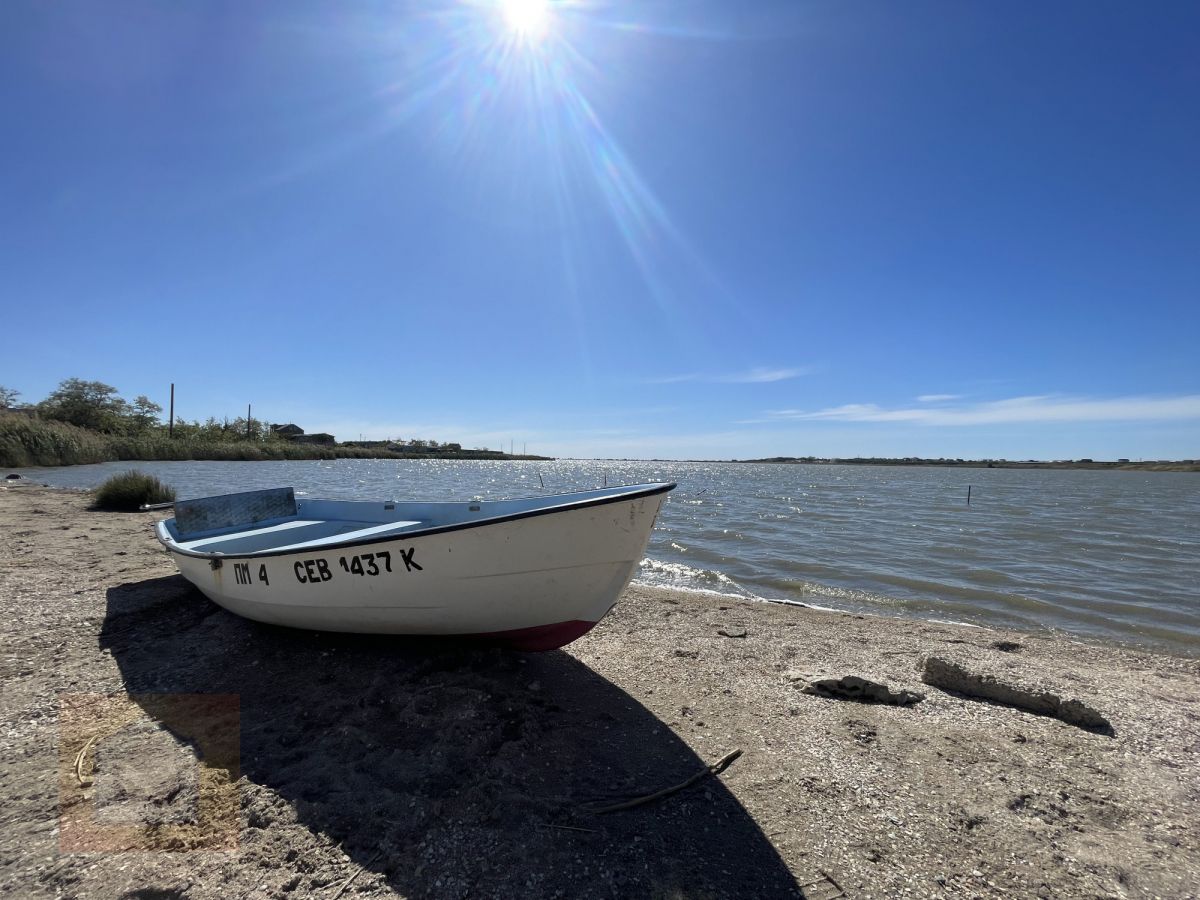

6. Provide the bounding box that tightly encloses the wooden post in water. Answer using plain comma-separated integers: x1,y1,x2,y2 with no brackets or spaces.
168,383,175,438
967,485,972,505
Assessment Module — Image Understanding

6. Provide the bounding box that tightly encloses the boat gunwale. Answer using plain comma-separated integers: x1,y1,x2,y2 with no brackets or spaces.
156,481,676,561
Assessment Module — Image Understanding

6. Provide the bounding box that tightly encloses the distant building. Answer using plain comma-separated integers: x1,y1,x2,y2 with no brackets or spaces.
270,423,336,445
293,433,336,446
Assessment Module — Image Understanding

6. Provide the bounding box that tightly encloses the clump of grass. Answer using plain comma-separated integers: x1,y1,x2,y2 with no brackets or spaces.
92,470,176,511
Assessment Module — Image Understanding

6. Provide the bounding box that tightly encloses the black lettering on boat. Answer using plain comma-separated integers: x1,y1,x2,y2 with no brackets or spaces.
234,562,252,585
258,564,269,586
297,558,333,584
400,547,422,572
336,552,397,577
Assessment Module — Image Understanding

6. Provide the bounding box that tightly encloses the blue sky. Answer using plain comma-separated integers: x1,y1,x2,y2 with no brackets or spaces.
2,0,1197,460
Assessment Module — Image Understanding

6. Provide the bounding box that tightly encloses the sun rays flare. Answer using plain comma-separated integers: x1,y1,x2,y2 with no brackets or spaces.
351,0,724,330
500,0,552,40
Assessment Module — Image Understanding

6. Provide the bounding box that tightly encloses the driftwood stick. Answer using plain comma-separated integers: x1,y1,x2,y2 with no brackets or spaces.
330,850,381,900
537,822,600,834
73,735,98,786
798,870,845,898
820,869,846,898
586,749,743,815
821,869,845,894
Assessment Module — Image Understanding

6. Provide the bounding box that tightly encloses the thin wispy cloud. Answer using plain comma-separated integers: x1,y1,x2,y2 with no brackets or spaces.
647,366,807,385
752,394,1200,426
916,394,962,403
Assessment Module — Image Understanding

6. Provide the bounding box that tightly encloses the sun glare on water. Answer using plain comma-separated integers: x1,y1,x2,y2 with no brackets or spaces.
500,0,552,40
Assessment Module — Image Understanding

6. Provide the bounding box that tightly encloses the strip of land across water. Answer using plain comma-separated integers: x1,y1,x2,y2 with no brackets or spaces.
0,412,550,468
2,485,1198,898
739,456,1200,472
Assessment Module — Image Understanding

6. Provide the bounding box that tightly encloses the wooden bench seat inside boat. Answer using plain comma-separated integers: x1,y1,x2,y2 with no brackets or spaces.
171,486,423,555
176,518,424,554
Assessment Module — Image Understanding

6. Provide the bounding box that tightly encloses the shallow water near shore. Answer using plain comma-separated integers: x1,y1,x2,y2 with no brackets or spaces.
13,458,1200,655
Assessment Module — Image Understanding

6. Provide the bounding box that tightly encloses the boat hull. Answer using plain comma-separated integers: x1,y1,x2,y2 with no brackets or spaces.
163,490,668,650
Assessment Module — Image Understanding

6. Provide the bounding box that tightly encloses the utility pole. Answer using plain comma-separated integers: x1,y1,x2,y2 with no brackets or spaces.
247,404,252,440
168,383,175,438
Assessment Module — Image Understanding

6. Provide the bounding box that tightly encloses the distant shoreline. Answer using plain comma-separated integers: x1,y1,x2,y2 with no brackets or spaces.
3,412,1193,472
2,444,554,469
736,457,1200,472
0,411,552,468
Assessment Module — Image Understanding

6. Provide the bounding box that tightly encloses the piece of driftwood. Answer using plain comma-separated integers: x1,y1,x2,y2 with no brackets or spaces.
73,735,98,787
585,749,743,815
330,850,381,900
921,656,1112,733
537,822,600,834
798,870,846,899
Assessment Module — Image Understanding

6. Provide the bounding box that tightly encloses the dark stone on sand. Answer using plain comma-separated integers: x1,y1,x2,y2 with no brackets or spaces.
799,675,925,706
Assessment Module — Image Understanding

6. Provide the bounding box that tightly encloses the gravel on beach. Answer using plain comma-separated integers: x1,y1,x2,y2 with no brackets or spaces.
2,484,1198,899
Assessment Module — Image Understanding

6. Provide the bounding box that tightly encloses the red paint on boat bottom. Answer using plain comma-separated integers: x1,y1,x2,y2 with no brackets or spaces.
468,619,598,652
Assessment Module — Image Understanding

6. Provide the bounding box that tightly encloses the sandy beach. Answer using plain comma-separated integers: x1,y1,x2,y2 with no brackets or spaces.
2,484,1198,899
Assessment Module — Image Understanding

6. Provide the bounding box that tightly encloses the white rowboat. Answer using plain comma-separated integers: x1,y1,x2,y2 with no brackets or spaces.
156,482,675,651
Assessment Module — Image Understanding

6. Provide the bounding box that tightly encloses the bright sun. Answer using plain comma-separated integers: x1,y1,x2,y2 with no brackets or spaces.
501,0,552,40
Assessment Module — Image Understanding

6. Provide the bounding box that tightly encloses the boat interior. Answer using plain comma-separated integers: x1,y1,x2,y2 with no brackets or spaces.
159,483,669,556
170,516,428,554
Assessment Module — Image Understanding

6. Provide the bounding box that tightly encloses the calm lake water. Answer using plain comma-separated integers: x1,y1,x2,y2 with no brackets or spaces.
14,459,1200,656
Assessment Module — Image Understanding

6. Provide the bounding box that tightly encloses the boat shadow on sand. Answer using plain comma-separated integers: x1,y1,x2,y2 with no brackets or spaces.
100,576,803,899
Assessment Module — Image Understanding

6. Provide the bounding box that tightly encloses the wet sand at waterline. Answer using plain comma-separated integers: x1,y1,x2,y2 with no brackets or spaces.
2,485,1198,899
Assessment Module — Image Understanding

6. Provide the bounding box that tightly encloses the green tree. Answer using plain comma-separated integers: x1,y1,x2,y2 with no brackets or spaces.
129,395,164,431
0,386,19,408
38,378,129,433
229,416,270,442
